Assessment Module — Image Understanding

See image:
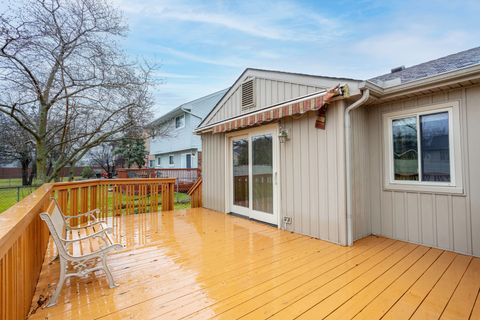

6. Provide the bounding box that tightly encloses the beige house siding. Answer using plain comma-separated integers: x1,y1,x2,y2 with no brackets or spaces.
207,78,324,125
201,69,361,128
355,85,480,256
350,107,372,240
279,101,347,245
200,101,348,245
201,132,226,212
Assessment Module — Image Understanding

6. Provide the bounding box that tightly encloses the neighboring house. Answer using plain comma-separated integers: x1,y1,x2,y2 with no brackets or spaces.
147,89,228,169
195,47,480,257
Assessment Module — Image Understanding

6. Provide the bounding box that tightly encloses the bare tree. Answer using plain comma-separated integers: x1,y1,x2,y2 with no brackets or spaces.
0,115,36,185
88,144,117,178
0,0,154,183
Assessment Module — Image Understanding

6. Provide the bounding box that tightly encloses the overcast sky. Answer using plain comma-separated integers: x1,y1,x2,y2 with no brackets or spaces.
3,0,480,117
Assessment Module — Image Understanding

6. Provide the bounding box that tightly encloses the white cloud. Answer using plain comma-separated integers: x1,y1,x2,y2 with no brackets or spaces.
113,0,343,42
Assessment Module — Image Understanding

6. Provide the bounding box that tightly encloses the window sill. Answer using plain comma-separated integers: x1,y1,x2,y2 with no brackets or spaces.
383,183,465,195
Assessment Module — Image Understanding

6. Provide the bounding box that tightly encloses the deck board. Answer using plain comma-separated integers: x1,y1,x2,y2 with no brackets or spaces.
28,209,480,319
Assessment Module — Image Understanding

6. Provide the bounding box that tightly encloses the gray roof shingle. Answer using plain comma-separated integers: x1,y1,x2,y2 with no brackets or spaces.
369,46,480,87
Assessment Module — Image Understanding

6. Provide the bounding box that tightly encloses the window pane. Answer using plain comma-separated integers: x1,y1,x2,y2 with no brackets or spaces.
392,117,418,181
252,134,273,214
420,112,450,182
233,139,249,208
175,115,184,128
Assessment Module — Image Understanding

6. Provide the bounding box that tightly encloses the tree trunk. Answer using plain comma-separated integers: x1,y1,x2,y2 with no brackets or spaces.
35,139,48,183
28,162,36,185
21,159,30,186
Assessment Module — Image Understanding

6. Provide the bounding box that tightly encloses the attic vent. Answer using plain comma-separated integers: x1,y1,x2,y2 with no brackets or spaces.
241,78,255,110
390,65,405,73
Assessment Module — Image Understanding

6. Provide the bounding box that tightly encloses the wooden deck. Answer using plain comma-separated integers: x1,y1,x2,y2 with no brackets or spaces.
28,208,480,319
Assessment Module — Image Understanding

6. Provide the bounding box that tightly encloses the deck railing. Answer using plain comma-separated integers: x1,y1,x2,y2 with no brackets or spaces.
117,168,201,192
187,177,202,208
0,178,175,320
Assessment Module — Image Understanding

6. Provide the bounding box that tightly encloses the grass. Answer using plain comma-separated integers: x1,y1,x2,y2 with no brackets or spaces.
0,185,38,213
0,181,191,213
0,176,82,187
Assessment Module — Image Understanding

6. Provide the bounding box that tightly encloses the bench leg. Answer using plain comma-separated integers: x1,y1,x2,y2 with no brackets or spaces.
47,258,67,307
102,255,118,288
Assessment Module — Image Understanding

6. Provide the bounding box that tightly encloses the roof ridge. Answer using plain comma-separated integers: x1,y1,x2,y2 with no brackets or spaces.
245,67,362,82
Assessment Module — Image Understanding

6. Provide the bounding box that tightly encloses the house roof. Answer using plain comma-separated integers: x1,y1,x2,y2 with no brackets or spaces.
149,88,229,127
369,47,480,87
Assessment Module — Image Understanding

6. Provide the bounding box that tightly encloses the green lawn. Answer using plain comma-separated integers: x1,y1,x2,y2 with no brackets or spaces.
0,181,190,213
0,186,38,213
0,176,82,187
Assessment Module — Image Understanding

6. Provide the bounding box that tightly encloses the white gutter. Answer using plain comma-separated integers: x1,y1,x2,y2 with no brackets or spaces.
345,88,369,246
181,107,203,120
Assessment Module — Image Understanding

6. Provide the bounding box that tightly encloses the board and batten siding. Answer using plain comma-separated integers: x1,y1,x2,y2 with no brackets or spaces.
358,85,480,256
207,78,324,125
279,101,347,245
350,106,372,240
200,101,348,245
201,132,226,212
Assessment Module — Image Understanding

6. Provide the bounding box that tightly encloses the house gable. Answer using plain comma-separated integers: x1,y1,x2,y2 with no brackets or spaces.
200,68,361,128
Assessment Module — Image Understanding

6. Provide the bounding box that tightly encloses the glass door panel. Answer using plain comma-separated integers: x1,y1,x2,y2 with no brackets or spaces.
252,134,273,214
232,138,249,208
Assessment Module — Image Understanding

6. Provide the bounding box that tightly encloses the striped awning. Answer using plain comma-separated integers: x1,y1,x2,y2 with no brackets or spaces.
212,84,347,134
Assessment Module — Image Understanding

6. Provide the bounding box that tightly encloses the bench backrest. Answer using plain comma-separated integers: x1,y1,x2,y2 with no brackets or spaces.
40,200,69,257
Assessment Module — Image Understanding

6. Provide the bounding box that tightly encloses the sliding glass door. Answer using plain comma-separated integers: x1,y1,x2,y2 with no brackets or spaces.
229,127,278,225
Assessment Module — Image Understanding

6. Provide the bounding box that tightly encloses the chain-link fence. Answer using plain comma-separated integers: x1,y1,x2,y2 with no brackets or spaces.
0,185,40,213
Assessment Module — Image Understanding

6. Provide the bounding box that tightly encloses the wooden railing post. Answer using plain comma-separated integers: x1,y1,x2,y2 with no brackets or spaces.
187,177,203,208
169,181,175,210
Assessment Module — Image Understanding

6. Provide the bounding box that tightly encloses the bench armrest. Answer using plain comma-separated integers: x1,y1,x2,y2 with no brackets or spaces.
68,220,105,231
64,209,99,221
62,227,113,243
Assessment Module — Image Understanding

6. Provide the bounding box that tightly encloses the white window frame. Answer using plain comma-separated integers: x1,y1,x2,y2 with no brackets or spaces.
383,101,463,194
169,154,175,167
175,114,185,129
156,157,161,166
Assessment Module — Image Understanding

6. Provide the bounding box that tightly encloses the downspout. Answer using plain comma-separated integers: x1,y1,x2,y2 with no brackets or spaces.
345,88,370,246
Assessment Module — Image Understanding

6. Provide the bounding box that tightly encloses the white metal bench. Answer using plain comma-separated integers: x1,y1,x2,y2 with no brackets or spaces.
40,200,122,307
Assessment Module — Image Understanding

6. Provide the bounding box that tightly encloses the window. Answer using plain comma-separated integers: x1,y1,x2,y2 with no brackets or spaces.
384,102,462,193
169,155,174,166
175,114,185,129
149,160,154,168
156,157,161,166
